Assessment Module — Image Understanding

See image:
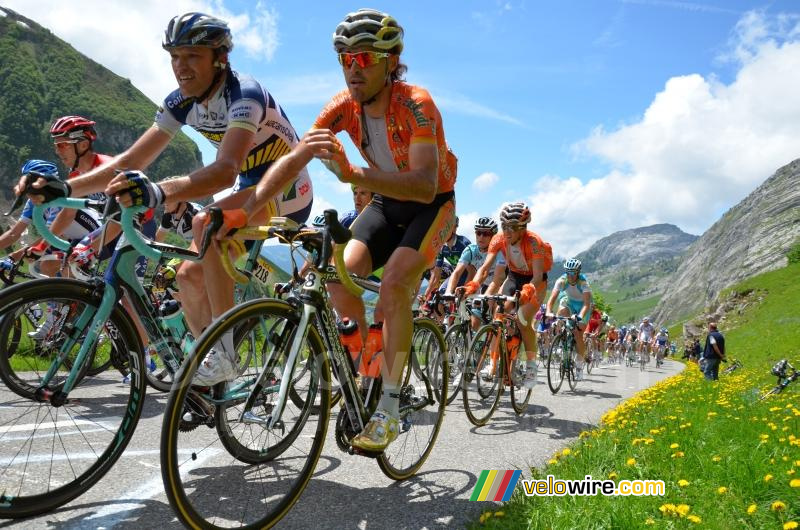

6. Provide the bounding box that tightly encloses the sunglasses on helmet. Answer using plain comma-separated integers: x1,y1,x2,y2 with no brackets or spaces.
338,51,390,69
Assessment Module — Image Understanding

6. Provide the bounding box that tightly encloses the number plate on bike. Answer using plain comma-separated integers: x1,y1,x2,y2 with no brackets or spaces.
253,257,271,284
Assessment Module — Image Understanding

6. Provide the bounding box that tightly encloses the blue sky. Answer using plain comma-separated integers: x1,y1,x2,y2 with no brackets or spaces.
5,0,800,256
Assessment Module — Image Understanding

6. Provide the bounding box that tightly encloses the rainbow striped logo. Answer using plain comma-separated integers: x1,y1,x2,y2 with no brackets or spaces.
470,470,522,501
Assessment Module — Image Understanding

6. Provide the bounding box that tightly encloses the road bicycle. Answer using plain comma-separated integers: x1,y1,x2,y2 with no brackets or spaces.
461,293,532,425
160,209,447,529
721,358,743,375
546,315,582,394
0,191,223,519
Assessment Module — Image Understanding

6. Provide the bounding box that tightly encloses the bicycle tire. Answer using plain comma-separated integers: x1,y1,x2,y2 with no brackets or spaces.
462,324,502,426
510,351,532,415
443,323,468,405
378,317,447,480
0,279,146,519
161,298,330,529
566,340,579,391
546,334,566,394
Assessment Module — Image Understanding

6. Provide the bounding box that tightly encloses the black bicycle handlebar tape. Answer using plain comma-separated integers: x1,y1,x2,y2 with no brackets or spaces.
323,209,351,245
197,207,224,260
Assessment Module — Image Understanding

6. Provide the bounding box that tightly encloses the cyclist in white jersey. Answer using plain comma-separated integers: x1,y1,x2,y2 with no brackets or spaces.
545,257,592,380
638,317,655,356
16,14,314,377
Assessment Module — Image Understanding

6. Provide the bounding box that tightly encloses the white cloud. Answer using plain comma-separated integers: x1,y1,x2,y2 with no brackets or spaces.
3,0,279,103
530,10,800,257
472,172,500,191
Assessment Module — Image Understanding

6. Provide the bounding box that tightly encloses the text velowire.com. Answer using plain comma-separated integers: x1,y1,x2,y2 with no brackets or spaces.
522,475,665,497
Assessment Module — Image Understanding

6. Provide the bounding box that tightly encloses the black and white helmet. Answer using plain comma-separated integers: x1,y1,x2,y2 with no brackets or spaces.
474,216,498,234
333,9,404,53
563,258,582,271
163,12,233,52
499,202,531,226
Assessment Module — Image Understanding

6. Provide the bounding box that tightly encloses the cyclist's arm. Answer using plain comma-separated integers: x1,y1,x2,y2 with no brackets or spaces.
424,266,442,298
70,126,172,198
47,208,77,240
157,126,255,203
0,219,28,250
471,250,497,287
545,284,560,315
485,261,505,295
578,291,591,322
445,262,468,295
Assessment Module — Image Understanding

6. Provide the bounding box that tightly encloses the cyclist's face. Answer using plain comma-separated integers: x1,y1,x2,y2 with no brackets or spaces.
170,47,217,98
340,47,397,104
352,186,373,213
502,224,525,244
566,270,579,283
53,139,86,167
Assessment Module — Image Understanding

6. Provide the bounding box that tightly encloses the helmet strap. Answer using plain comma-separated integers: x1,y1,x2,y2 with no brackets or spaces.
71,141,92,172
194,62,229,106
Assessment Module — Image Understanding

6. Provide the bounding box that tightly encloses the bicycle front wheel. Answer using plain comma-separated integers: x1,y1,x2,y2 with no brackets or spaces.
443,323,468,405
0,279,146,519
378,317,447,480
462,324,502,426
161,298,331,529
546,334,566,394
510,352,532,415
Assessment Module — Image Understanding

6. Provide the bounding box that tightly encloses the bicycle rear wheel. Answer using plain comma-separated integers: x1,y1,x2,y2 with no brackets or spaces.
462,324,502,426
443,323,468,405
161,298,330,529
378,317,447,480
546,334,566,394
0,279,146,519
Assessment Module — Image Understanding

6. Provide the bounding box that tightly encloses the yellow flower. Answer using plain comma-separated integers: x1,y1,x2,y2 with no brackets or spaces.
712,455,722,462
784,523,799,530
788,469,796,475
670,443,679,449
772,501,787,511
747,504,757,514
717,486,728,494
494,511,504,518
678,479,690,487
547,459,557,465
687,515,702,524
671,451,685,458
608,472,618,479
676,504,691,516
760,434,770,440
765,474,774,482
790,479,800,488
659,503,676,515
626,458,636,466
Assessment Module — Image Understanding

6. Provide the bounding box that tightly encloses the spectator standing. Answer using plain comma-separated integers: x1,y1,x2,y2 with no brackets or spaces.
702,322,726,380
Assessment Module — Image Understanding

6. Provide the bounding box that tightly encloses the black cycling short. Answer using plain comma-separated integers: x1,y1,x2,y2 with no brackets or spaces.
350,192,456,270
501,270,534,297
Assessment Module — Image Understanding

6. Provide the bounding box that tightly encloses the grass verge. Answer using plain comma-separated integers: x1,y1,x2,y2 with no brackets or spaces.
475,262,800,529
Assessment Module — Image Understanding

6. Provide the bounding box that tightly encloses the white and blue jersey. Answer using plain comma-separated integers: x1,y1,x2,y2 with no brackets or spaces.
20,199,99,241
154,70,312,220
554,272,592,316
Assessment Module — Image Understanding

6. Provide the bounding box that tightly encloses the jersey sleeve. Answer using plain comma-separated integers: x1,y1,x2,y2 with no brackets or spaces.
153,103,183,137
227,98,263,134
406,87,440,145
458,245,474,265
487,234,505,256
313,90,353,133
19,200,34,224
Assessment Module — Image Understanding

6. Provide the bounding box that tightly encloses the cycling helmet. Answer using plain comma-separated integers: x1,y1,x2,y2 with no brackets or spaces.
643,316,650,322
474,216,498,234
50,115,97,142
333,9,404,53
163,12,233,51
601,313,609,322
312,214,326,227
661,327,668,333
21,159,59,178
499,202,531,226
563,258,582,271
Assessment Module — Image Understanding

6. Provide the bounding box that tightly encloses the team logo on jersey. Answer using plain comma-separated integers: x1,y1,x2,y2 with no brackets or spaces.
403,99,429,128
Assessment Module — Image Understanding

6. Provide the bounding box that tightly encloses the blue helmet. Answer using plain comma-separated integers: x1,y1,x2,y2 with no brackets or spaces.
21,160,59,178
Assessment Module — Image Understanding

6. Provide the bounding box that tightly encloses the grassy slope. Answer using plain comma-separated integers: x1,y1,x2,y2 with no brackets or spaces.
475,262,800,529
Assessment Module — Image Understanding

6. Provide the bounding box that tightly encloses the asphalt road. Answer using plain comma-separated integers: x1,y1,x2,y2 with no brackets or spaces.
1,359,683,529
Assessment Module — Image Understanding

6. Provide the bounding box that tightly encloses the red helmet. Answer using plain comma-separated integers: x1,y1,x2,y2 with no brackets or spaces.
50,115,97,142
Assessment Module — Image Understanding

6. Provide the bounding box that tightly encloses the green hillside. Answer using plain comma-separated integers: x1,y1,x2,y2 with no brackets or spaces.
0,8,201,202
478,260,800,529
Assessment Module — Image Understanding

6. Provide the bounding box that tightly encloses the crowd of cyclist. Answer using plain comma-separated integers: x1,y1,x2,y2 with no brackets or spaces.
1,8,678,459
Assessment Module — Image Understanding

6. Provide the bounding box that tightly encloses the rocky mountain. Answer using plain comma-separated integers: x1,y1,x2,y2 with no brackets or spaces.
571,224,699,324
652,158,800,325
0,7,202,202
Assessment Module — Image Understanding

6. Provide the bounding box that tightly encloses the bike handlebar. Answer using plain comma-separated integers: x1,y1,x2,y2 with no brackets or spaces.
32,198,106,251
215,208,363,298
